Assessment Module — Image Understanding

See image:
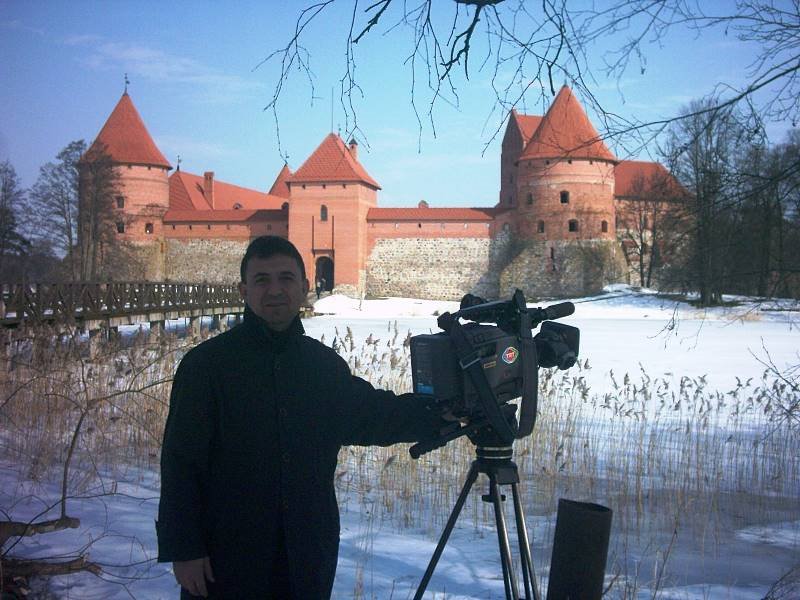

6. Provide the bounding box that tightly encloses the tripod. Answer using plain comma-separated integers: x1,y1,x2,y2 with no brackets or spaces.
413,446,540,600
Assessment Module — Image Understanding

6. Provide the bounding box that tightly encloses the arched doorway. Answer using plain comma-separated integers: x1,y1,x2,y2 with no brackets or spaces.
315,256,334,292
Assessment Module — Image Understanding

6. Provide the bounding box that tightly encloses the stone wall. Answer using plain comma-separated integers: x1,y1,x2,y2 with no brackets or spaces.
365,235,513,300
165,239,248,283
499,238,626,299
96,234,627,300
94,240,163,281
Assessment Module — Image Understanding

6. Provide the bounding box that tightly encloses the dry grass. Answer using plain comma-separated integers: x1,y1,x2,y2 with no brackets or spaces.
1,320,798,597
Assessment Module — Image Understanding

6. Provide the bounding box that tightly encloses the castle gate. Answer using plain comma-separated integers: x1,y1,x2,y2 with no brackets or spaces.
315,256,334,291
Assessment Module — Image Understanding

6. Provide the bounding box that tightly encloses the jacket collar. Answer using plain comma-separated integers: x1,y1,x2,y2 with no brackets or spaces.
242,304,305,350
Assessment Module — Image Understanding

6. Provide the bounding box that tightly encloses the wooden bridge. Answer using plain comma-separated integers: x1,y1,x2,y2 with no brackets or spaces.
0,282,246,333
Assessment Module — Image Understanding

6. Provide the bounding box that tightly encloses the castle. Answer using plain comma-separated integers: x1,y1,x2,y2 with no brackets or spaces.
80,85,672,300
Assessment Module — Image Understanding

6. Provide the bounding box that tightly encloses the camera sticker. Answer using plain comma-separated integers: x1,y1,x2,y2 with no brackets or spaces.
501,346,519,364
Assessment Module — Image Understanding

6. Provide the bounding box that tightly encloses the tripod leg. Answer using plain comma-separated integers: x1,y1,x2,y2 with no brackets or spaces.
511,483,540,600
413,462,479,600
489,476,520,600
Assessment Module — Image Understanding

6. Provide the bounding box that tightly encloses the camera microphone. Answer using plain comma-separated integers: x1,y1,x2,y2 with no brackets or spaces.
542,302,575,321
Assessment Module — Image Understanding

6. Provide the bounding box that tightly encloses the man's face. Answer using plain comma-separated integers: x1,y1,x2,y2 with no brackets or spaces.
238,254,309,331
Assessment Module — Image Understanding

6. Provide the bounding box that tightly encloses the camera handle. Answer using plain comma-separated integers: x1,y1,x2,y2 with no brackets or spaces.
445,314,517,444
441,308,538,443
516,312,538,438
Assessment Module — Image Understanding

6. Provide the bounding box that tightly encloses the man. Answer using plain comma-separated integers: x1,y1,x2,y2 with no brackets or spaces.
157,236,444,599
315,276,325,300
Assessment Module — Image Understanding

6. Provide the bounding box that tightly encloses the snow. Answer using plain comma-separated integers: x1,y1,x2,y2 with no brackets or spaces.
2,287,798,599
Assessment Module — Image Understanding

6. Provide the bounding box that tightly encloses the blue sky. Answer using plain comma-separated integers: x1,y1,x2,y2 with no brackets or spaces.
0,1,790,207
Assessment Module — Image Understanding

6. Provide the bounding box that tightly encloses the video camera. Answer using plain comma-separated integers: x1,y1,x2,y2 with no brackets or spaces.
409,289,579,457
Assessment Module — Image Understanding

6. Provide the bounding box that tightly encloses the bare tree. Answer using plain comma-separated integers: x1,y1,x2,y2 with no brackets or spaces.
0,160,29,279
260,1,800,154
29,141,86,280
616,169,689,288
662,100,757,305
77,144,125,281
28,141,125,282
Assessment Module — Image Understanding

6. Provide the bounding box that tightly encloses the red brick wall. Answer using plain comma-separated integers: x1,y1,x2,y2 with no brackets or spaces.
287,182,377,287
499,122,524,208
163,219,288,241
113,164,170,241
513,158,616,240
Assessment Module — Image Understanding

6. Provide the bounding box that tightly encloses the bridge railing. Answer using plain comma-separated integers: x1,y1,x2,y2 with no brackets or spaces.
0,282,245,325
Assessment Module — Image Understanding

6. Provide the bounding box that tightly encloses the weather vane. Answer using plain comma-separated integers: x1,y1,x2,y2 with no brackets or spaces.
124,73,130,93
177,155,182,171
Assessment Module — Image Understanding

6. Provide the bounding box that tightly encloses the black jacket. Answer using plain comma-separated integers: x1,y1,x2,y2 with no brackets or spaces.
157,308,442,598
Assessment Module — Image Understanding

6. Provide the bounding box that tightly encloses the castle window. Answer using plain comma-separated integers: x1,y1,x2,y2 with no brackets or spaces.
116,196,125,209
172,225,176,230
342,184,346,188
418,223,422,228
502,223,511,233
322,184,326,189
463,223,468,229
601,220,609,233
233,203,242,210
302,184,306,189
568,219,579,232
560,190,570,204
207,224,211,230
189,225,193,230
567,159,572,164
282,202,289,210
527,193,533,205
394,223,399,229
320,205,328,222
147,166,151,170
537,220,545,233
145,223,154,234
116,222,125,234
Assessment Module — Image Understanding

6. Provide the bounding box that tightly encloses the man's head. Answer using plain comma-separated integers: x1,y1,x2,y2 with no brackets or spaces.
239,236,309,331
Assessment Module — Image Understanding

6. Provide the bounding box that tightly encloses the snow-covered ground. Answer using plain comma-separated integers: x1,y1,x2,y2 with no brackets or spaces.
2,287,798,599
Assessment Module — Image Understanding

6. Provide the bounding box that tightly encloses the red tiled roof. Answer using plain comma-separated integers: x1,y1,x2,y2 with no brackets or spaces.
512,111,543,144
163,209,285,223
368,207,496,221
519,86,616,162
169,170,287,211
615,160,687,198
83,93,171,168
290,133,380,189
268,163,293,198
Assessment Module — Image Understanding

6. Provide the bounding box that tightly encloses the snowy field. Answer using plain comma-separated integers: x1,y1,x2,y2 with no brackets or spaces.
1,287,798,599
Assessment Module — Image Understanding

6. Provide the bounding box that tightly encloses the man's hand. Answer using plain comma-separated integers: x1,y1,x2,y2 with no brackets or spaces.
174,556,215,597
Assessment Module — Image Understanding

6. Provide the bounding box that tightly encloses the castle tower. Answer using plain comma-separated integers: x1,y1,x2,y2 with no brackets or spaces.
498,87,622,296
81,92,172,279
498,109,542,209
514,85,617,241
286,134,380,294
